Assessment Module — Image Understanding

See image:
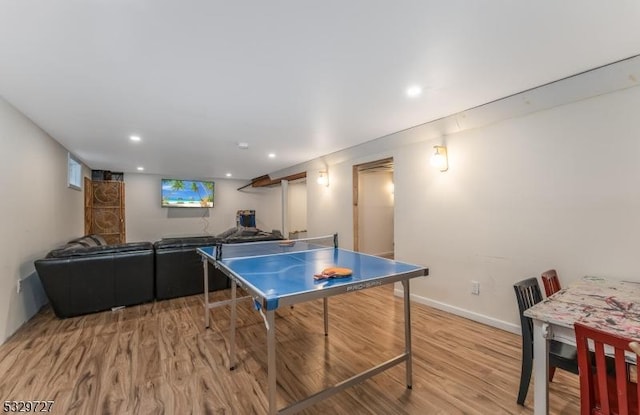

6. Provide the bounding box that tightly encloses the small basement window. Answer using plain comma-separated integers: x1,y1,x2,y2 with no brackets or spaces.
68,153,82,190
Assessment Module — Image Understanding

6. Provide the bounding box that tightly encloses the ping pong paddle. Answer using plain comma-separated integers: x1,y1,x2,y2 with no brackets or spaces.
278,240,295,247
314,267,353,280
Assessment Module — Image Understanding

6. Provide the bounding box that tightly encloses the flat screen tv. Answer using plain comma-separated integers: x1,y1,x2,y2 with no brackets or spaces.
161,179,214,208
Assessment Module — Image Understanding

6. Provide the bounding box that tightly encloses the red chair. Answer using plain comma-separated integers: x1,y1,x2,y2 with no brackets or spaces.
541,269,562,297
574,322,640,415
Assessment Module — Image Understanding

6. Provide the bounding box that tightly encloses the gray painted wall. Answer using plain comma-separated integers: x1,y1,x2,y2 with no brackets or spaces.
303,57,640,333
0,96,87,343
124,173,287,242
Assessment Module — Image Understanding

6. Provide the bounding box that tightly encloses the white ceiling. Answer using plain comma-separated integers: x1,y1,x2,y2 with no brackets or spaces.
1,1,640,180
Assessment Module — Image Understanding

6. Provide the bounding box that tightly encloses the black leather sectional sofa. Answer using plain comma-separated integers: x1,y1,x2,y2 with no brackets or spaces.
154,236,227,301
34,229,283,318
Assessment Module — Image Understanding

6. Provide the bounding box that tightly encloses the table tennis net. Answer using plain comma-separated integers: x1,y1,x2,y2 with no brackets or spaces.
215,234,337,260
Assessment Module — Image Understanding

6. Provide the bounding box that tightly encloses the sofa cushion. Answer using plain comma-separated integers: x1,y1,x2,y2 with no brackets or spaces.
216,227,238,239
223,230,283,244
88,234,108,245
155,236,220,250
77,238,99,247
67,234,108,247
47,242,153,258
231,227,259,237
46,242,84,257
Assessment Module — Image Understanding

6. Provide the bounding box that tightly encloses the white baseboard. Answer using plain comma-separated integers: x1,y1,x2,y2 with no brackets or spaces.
394,288,521,335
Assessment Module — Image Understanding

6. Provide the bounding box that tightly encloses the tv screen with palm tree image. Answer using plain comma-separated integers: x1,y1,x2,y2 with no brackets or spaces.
161,179,214,207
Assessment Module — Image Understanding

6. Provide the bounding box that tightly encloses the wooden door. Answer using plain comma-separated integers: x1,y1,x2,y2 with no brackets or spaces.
84,179,126,244
84,176,92,236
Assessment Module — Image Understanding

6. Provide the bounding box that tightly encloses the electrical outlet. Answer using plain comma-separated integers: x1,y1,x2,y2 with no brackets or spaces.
471,280,480,295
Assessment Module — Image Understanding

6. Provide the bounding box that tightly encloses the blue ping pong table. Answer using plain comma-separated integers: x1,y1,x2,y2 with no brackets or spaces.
197,235,428,415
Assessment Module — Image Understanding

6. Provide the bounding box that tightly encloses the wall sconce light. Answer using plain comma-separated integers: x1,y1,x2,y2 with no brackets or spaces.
431,145,448,172
317,170,329,187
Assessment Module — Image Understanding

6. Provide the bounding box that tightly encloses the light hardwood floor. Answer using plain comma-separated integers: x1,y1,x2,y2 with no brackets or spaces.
0,285,579,414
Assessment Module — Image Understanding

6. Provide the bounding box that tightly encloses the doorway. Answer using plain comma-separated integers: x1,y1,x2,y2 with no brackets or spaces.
352,158,394,258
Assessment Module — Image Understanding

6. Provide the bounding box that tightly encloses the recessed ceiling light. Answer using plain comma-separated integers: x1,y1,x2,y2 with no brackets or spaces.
225,173,232,177
268,153,276,158
130,135,141,142
137,166,144,171
238,142,249,149
406,85,422,98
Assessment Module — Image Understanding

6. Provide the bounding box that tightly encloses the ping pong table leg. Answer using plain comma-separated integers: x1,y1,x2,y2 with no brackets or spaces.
266,309,277,415
203,258,210,329
229,279,237,370
323,297,329,336
402,279,413,389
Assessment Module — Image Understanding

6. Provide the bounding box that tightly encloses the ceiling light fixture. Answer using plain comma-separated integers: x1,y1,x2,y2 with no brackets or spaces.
238,142,249,149
130,135,141,142
406,85,422,98
225,173,232,177
137,166,144,171
268,153,276,159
